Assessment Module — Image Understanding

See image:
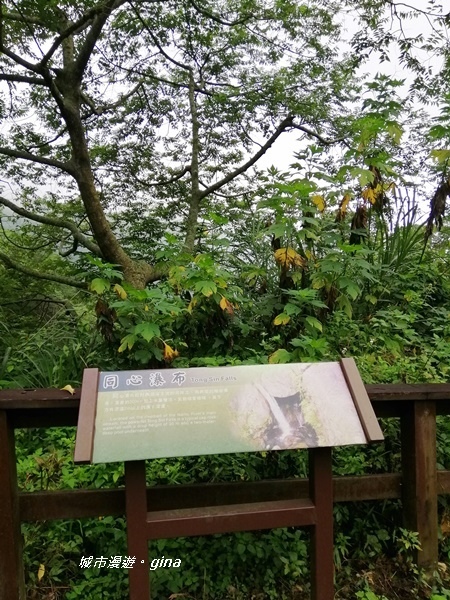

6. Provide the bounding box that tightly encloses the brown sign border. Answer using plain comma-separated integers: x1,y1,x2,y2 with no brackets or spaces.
74,368,100,464
339,357,384,442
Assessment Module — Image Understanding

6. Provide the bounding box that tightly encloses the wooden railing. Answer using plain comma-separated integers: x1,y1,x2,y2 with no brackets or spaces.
1,383,450,599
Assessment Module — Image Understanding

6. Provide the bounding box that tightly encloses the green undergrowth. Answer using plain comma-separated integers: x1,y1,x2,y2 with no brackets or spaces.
16,416,450,599
5,206,450,598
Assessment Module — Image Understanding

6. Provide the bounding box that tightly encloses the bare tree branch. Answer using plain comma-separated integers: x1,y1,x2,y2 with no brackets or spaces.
0,297,72,307
142,72,212,95
0,5,42,71
184,70,201,252
198,180,253,199
59,237,79,257
2,11,47,27
0,146,76,175
0,218,56,251
131,165,191,188
130,1,191,71
74,0,127,81
385,1,447,19
81,82,143,115
23,129,68,154
0,196,102,256
0,72,48,85
188,0,254,27
291,123,346,146
40,11,97,67
0,250,88,290
0,44,40,72
39,0,134,68
199,116,294,200
103,59,213,95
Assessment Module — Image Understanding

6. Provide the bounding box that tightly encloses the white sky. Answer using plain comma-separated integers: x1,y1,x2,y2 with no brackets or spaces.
259,1,447,171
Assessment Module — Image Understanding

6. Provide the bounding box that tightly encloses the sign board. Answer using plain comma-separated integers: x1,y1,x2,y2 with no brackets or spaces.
74,359,383,464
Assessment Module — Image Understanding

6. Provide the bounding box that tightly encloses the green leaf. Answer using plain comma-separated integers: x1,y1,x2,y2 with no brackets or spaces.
358,169,375,187
118,334,137,352
284,303,301,316
134,349,152,363
429,149,450,164
134,322,161,342
194,280,217,297
273,313,290,325
210,238,231,247
265,222,289,239
305,316,323,332
387,122,403,144
428,124,447,140
345,282,360,301
268,349,291,363
336,166,374,186
337,295,353,318
90,278,110,294
365,294,377,305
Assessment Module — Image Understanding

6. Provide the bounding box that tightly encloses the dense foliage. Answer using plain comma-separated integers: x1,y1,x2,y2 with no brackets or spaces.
1,0,450,598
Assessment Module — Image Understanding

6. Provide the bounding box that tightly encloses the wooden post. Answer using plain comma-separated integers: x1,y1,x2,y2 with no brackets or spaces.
401,401,438,570
0,410,26,600
125,461,150,599
309,447,334,600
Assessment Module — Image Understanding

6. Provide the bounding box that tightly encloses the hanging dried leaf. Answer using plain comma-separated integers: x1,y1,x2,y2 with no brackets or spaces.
362,187,376,204
219,296,234,316
350,204,367,245
366,165,388,210
274,247,306,269
335,194,351,222
312,194,325,212
425,178,450,241
163,342,179,362
37,564,45,582
369,165,382,186
95,298,117,343
187,297,198,314
113,283,127,299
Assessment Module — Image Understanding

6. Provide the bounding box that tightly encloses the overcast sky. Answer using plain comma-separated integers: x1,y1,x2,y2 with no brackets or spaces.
259,1,447,171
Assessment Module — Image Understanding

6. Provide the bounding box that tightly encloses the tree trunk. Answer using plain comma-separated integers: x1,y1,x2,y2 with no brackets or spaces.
184,70,201,254
54,65,156,288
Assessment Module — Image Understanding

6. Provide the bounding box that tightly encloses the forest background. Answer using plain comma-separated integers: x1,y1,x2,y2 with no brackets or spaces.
1,0,450,598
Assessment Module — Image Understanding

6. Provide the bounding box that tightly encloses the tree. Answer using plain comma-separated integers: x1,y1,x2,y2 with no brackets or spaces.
1,0,449,367
0,0,354,288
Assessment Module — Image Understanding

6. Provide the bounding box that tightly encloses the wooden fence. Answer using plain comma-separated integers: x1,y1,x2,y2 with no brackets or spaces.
1,383,450,599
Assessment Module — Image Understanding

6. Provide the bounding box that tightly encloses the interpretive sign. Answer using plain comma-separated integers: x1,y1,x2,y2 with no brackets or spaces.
74,358,383,600
74,359,383,464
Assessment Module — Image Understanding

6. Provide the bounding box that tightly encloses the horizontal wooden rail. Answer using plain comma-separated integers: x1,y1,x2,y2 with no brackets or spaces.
1,382,450,422
18,473,402,521
1,382,450,600
15,471,450,522
144,499,318,539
